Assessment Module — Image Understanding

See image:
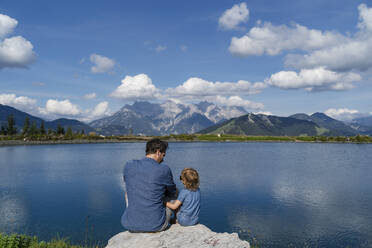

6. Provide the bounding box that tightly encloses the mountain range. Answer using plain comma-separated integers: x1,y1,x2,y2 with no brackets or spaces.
0,104,94,133
348,116,372,135
290,113,358,136
199,112,364,136
90,101,248,136
1,102,372,136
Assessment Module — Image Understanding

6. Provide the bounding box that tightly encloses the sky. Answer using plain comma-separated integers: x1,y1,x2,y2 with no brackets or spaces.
0,0,372,122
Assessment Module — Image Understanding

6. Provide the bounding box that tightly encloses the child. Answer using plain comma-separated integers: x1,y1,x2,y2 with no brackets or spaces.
166,168,201,226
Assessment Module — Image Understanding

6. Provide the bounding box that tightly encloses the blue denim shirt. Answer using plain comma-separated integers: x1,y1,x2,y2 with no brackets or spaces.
177,188,200,226
121,157,177,232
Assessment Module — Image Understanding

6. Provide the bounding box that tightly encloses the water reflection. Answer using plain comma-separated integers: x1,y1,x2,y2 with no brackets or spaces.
0,194,28,232
1,142,372,247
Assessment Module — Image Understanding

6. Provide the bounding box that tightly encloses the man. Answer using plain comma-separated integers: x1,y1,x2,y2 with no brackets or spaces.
121,138,177,232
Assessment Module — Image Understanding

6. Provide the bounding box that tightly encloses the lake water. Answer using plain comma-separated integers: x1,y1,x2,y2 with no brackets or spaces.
1,142,372,247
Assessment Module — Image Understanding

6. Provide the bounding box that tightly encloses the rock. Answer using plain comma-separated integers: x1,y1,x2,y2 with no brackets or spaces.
105,224,250,248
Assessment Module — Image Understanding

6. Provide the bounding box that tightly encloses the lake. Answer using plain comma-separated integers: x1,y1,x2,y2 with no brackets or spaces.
1,142,372,247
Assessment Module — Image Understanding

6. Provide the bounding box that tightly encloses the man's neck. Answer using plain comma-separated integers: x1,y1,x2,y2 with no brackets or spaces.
146,154,159,163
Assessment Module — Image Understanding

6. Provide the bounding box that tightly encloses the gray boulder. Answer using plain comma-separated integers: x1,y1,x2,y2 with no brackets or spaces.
106,224,250,248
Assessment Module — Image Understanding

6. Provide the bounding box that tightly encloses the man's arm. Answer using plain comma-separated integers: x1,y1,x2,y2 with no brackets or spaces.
164,167,177,198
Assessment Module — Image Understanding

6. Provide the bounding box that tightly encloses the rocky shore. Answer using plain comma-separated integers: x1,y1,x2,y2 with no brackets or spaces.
105,224,250,248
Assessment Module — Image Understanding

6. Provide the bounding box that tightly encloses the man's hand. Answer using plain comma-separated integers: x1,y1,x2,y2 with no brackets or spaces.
166,200,182,210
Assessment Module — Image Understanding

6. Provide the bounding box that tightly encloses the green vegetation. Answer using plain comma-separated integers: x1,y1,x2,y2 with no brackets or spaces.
1,132,372,144
6,114,17,135
0,114,103,142
0,233,99,248
315,126,328,136
1,114,371,144
160,134,372,143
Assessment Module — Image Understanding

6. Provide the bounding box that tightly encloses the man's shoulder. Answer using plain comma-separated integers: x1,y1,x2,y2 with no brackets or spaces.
125,158,140,164
124,158,144,172
125,157,148,166
124,159,137,167
159,163,172,173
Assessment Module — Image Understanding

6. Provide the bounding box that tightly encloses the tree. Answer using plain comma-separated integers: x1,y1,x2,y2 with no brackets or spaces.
57,124,65,135
81,129,85,135
47,128,53,135
6,115,17,135
66,127,73,138
40,121,46,135
22,117,30,135
29,121,38,135
0,125,6,135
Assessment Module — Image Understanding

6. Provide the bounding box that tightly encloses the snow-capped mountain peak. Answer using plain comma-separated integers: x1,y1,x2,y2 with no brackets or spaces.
90,101,249,135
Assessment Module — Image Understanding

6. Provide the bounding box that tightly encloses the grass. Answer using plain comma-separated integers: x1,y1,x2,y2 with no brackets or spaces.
0,233,101,248
167,134,372,143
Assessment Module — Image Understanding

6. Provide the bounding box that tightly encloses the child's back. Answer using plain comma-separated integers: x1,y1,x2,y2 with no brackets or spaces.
177,187,200,226
166,168,201,226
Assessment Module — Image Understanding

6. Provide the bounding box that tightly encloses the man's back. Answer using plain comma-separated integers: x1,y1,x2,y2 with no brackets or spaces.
121,157,176,232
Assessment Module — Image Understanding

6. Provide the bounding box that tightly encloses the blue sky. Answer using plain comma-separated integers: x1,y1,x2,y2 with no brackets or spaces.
1,0,371,122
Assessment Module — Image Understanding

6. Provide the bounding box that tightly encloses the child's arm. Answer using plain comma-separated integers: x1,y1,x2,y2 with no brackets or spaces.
166,200,182,210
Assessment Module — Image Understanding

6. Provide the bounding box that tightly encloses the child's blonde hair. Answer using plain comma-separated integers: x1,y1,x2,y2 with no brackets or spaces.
180,168,199,191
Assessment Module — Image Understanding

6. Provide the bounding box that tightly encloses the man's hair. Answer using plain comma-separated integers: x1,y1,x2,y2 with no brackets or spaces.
180,168,199,191
146,138,168,155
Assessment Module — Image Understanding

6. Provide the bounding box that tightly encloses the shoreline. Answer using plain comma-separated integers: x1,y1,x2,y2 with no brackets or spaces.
0,139,146,146
1,138,371,147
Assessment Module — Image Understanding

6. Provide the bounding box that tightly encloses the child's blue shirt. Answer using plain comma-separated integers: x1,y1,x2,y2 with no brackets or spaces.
177,188,200,226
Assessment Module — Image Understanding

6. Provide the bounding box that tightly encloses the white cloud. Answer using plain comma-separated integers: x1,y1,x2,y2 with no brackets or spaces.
90,101,110,118
266,67,362,92
229,4,372,73
164,77,267,110
325,108,363,121
255,111,273,116
1,94,109,122
284,36,372,72
358,4,372,31
167,77,266,97
110,74,266,110
0,36,36,69
90,54,115,74
111,74,161,100
40,99,81,116
0,14,17,38
205,95,264,110
219,3,249,30
0,94,37,112
0,14,36,69
155,45,167,53
285,4,372,72
83,92,96,100
229,22,344,56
